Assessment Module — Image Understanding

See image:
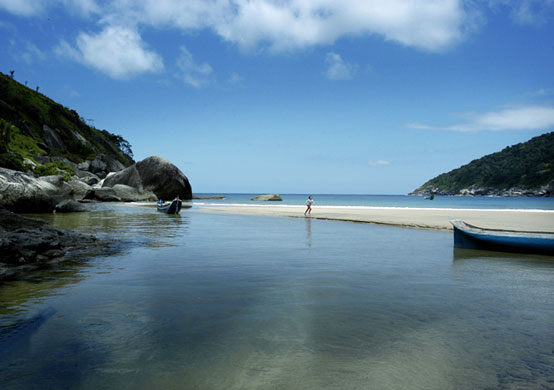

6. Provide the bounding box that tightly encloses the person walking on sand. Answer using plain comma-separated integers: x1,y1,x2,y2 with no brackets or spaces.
305,195,314,216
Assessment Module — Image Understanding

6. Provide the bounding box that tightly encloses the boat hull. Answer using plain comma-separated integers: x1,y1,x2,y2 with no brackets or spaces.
157,199,182,214
451,220,554,255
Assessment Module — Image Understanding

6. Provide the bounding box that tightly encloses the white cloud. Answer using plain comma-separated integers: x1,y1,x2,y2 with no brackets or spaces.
39,0,471,53
0,0,45,16
407,106,554,132
489,0,554,25
7,0,554,79
60,0,100,17
211,0,467,52
324,52,357,80
55,25,164,79
368,159,391,166
0,0,99,17
176,46,213,88
5,0,554,56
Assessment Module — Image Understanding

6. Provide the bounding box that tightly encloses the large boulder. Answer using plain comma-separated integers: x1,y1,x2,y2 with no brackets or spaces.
39,175,65,187
66,179,93,200
79,174,101,186
55,199,87,213
104,155,126,173
0,168,71,213
89,158,107,175
103,166,142,190
251,194,283,201
112,184,157,202
103,156,192,200
83,188,121,202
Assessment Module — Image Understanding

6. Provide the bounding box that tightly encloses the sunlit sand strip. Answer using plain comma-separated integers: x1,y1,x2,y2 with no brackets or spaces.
194,203,554,232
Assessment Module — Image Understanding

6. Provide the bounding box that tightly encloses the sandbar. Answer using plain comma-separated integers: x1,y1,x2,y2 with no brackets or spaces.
195,204,554,232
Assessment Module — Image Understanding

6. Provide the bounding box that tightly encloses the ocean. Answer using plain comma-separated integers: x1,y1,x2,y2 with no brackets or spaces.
1,197,553,389
193,193,554,210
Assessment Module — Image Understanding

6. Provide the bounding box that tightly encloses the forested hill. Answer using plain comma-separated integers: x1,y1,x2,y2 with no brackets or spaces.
0,71,133,177
410,132,554,197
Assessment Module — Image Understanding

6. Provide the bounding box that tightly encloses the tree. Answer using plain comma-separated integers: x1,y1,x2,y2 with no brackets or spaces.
0,121,13,153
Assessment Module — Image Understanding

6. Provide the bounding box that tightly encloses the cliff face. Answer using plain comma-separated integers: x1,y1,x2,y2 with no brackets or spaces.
0,72,133,178
410,132,554,197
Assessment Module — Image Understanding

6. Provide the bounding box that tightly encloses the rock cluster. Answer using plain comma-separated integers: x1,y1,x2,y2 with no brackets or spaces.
0,156,191,212
0,168,69,213
409,181,554,197
0,155,191,279
0,206,106,279
35,153,125,182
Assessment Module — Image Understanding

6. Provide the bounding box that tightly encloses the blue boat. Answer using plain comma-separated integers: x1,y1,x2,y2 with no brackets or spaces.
451,220,554,255
157,199,183,214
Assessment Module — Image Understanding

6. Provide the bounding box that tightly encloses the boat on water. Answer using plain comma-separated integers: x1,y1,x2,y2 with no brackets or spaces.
157,199,183,214
450,220,554,255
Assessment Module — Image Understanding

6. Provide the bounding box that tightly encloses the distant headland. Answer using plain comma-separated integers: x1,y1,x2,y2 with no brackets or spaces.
410,132,554,197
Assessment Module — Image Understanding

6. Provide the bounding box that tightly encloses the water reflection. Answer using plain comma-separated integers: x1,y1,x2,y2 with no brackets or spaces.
2,212,553,389
28,203,190,248
1,203,191,316
305,218,312,247
452,247,554,265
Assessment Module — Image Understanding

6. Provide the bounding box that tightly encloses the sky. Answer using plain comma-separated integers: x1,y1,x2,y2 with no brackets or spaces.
1,0,554,195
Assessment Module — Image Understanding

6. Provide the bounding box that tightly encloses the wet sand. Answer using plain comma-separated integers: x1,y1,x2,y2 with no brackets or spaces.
195,204,554,232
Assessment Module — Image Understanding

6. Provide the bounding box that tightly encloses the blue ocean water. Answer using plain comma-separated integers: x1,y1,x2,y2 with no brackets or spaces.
193,193,554,210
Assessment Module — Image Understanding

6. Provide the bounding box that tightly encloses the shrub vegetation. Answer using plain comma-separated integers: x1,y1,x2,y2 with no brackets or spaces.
417,132,554,191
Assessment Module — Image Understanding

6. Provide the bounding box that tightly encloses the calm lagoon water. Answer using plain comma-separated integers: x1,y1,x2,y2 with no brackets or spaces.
1,202,554,389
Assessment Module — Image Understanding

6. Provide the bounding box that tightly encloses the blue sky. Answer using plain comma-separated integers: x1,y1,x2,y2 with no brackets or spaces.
1,0,554,194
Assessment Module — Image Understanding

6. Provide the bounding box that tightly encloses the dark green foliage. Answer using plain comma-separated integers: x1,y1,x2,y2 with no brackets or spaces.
419,132,554,191
34,161,75,181
0,72,134,171
0,120,12,153
0,153,26,171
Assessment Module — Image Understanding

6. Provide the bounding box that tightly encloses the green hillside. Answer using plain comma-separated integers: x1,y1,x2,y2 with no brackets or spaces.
412,132,554,196
0,72,133,174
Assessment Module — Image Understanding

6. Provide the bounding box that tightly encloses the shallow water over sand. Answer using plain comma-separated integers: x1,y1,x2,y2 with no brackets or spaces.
1,204,553,389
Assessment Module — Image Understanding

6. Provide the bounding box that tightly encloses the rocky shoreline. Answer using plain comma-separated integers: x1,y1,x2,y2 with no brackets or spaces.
409,182,554,197
0,206,116,280
0,155,192,280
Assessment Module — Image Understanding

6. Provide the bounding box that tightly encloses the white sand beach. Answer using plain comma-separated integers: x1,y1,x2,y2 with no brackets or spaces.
195,204,554,232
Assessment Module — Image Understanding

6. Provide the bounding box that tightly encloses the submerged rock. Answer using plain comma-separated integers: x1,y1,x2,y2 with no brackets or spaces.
55,199,87,213
192,194,225,199
0,206,104,279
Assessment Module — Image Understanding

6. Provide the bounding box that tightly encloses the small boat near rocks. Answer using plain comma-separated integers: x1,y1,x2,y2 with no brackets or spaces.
157,198,183,214
450,220,554,255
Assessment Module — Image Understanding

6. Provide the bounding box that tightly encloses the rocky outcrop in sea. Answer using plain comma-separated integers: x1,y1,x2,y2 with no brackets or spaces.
251,194,283,201
409,181,554,197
